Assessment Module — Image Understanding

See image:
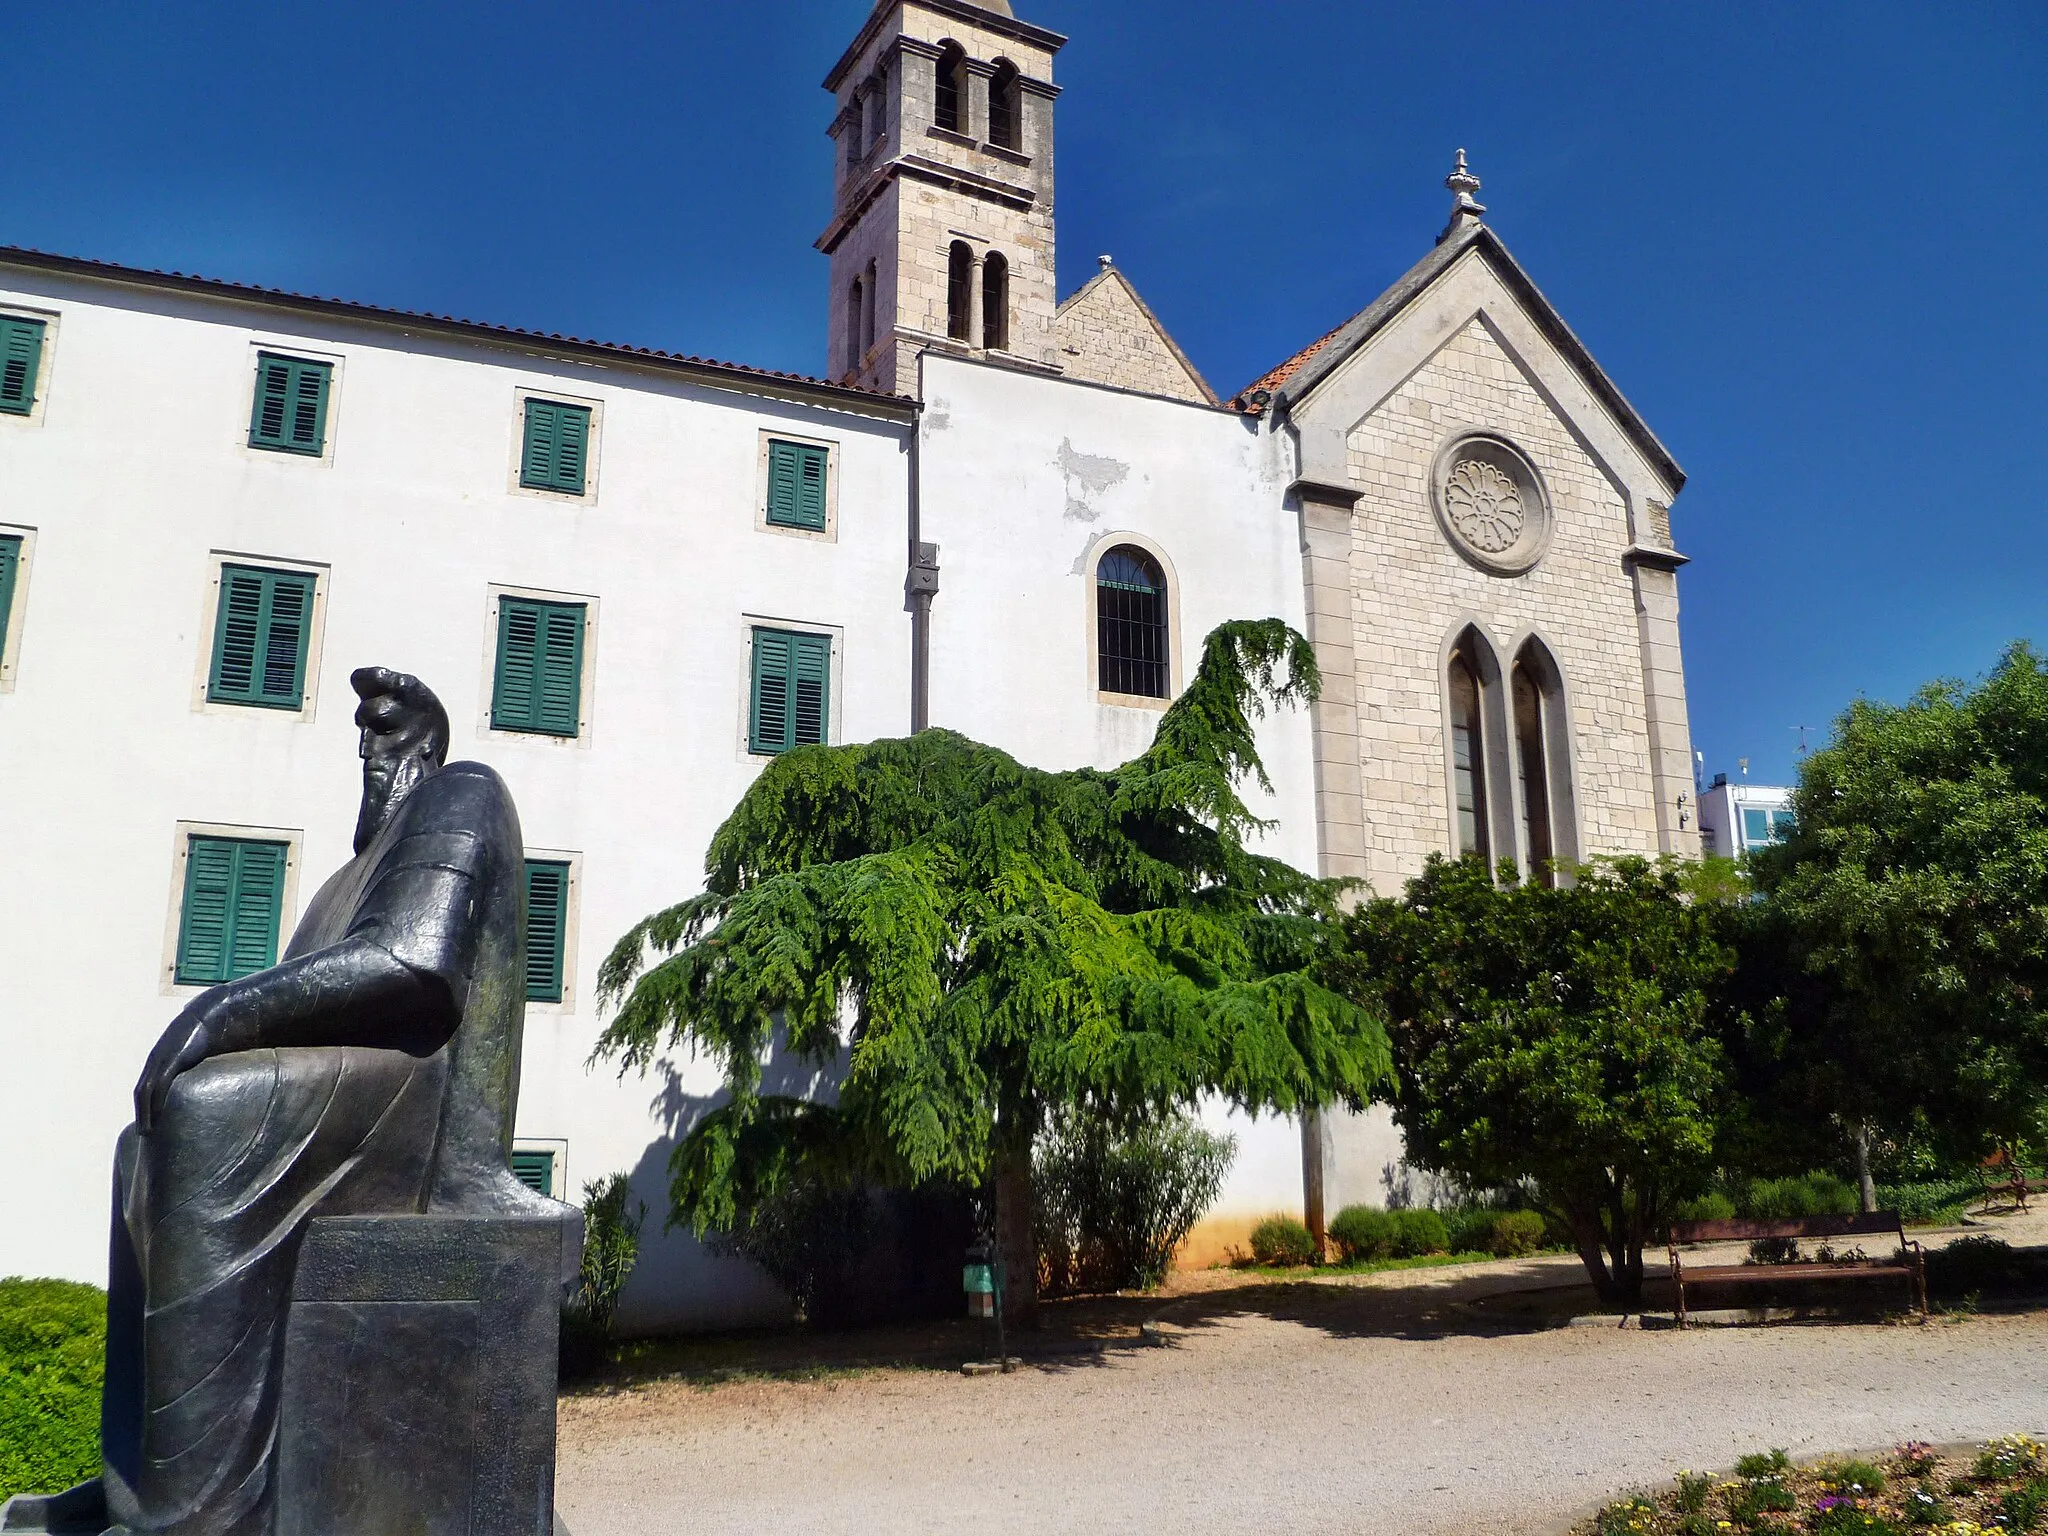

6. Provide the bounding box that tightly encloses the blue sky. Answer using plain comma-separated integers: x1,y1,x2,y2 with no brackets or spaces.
4,1,2043,785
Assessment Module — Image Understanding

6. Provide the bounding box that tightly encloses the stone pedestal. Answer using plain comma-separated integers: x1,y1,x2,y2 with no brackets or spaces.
277,1212,575,1536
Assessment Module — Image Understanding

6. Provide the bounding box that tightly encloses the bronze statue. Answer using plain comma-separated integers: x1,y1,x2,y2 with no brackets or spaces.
4,668,571,1536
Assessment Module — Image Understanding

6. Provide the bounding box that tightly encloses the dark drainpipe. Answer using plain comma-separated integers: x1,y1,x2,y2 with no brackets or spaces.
905,409,939,733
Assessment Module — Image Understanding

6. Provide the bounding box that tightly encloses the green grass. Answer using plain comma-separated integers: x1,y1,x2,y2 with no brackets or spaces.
0,1278,105,1502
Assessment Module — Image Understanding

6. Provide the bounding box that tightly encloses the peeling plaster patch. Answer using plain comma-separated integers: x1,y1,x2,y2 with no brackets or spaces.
1057,438,1129,522
924,408,951,433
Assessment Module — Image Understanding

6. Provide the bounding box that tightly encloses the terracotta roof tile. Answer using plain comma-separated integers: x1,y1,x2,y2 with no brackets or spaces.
1229,315,1352,415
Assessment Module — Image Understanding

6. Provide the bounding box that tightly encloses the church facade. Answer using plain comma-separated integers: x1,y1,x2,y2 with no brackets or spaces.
0,0,1696,1325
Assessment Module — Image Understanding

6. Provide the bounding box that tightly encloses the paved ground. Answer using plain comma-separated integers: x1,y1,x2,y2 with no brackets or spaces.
557,1214,2048,1536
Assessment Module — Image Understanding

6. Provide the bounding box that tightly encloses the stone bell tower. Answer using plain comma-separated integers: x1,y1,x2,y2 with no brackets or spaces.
819,0,1065,395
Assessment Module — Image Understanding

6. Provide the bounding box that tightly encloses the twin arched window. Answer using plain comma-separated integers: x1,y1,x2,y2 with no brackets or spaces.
1097,545,1169,699
945,243,1009,351
934,43,967,134
1446,630,1576,883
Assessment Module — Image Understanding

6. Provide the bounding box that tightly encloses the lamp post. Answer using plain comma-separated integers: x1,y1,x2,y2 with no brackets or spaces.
963,1239,1010,1373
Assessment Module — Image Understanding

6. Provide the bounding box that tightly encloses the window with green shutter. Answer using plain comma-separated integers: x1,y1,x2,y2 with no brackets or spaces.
524,858,571,1004
176,836,289,985
520,399,592,494
248,354,332,455
208,565,316,709
0,535,20,657
492,597,586,736
766,440,829,531
750,628,832,755
511,1148,557,1197
0,317,46,416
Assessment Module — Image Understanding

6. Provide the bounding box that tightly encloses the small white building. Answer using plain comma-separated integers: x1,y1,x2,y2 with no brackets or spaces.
0,0,1703,1323
1698,775,1796,859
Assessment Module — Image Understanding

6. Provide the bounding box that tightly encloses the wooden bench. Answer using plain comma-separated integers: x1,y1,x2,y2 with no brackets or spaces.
1667,1213,1927,1325
1977,1149,2048,1213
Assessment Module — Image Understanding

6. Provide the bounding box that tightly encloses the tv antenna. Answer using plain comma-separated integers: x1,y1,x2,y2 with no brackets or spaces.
1791,725,1818,756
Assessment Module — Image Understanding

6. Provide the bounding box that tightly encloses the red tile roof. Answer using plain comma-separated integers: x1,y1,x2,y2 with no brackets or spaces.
1229,315,1350,415
0,244,916,413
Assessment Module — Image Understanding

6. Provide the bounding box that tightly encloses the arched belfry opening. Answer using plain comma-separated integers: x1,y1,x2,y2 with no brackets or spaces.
988,60,1022,150
982,252,1010,351
946,243,974,343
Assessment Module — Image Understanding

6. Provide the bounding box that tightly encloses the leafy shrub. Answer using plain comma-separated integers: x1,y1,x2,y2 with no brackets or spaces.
561,1175,646,1379
1736,1449,1793,1479
714,1179,880,1321
1729,1478,1797,1522
1673,1190,1738,1223
1035,1116,1235,1294
1249,1215,1319,1267
1328,1205,1398,1263
1747,1236,1802,1265
1594,1495,1656,1536
1444,1207,1500,1254
1390,1208,1450,1257
1976,1435,2045,1482
1893,1442,1939,1479
1813,1507,1902,1536
1740,1172,1858,1219
1928,1236,2023,1300
1490,1210,1548,1257
1673,1471,1713,1514
1901,1486,1948,1526
1878,1176,1978,1227
0,1278,104,1502
1829,1459,1887,1494
2000,1478,2048,1532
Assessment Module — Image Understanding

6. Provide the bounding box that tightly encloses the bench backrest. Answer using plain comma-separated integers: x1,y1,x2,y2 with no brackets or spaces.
1670,1212,1904,1245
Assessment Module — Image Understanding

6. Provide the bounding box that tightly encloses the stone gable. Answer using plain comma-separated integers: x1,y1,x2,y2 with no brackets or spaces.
1053,267,1215,404
1344,318,1665,891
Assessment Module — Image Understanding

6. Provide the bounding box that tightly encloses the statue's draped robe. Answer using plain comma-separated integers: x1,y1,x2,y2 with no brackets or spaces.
100,765,527,1536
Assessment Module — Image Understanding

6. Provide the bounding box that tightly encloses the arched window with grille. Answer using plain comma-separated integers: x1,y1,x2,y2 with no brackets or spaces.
1511,638,1577,884
1096,545,1169,699
1447,640,1492,863
934,42,966,133
988,60,1021,150
946,241,974,342
982,251,1009,351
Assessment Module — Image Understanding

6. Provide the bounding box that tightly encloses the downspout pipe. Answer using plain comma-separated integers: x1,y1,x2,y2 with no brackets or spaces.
906,357,939,732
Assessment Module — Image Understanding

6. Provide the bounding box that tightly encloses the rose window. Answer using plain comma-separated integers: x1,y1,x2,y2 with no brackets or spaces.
1444,458,1525,554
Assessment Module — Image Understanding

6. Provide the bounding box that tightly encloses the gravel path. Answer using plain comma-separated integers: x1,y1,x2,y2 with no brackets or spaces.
558,1254,2048,1535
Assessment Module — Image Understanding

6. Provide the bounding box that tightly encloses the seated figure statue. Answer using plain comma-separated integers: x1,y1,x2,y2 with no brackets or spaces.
4,668,569,1536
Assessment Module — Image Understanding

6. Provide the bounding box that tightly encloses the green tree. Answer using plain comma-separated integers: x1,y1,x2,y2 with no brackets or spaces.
1751,642,2048,1170
1342,856,1735,1308
594,620,1388,1322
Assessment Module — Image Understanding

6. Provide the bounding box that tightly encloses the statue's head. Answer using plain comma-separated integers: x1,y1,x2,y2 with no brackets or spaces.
351,667,451,852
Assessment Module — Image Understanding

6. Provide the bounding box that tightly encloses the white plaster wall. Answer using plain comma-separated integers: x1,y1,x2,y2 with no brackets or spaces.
0,270,913,1331
915,353,1319,1245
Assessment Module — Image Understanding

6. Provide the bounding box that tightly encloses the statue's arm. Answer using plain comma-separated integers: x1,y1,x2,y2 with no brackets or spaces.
136,831,488,1131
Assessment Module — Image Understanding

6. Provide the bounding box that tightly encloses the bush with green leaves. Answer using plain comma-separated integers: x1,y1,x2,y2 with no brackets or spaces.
1249,1215,1318,1267
1,1278,104,1502
1327,1205,1397,1263
1739,1171,1857,1219
1390,1208,1449,1257
1929,1235,2024,1300
2000,1480,2048,1532
1034,1114,1235,1295
559,1174,648,1379
1489,1210,1548,1257
1877,1176,1978,1226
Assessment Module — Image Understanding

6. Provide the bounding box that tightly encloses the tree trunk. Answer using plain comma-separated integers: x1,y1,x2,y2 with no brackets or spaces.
992,1122,1039,1330
1854,1123,1878,1214
1568,1210,1647,1312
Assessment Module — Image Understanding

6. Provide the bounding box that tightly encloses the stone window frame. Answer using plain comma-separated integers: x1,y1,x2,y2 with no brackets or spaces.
1502,627,1583,885
189,550,334,725
0,304,61,429
511,1139,570,1200
507,386,605,507
0,521,39,691
236,339,346,469
477,582,603,751
755,428,842,544
1437,620,1516,865
521,846,584,1016
158,820,307,997
735,613,844,762
1083,529,1183,711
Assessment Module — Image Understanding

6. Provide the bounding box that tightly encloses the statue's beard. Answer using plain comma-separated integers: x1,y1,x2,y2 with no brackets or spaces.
356,753,431,853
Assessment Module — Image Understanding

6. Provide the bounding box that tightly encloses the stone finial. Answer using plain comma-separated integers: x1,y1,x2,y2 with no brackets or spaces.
1441,148,1487,241
1099,254,1114,270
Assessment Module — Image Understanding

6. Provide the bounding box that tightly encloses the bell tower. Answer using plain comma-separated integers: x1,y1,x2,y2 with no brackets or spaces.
819,0,1066,395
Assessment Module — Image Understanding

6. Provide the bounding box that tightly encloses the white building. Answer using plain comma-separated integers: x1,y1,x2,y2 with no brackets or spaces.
0,0,1700,1323
1698,775,1795,859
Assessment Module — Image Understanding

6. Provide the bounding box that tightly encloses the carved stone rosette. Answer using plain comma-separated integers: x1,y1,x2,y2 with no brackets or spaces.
1430,431,1552,575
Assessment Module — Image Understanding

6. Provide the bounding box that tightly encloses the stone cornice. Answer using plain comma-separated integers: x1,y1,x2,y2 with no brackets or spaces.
1289,477,1364,511
826,2,1067,92
1623,543,1691,571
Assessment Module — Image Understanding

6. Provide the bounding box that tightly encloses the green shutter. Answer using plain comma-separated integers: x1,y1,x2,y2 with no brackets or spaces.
493,597,586,735
176,837,288,985
521,400,592,494
750,628,831,754
524,859,571,1003
0,317,46,416
511,1149,556,1197
766,441,829,531
0,536,20,657
208,565,315,709
248,354,331,454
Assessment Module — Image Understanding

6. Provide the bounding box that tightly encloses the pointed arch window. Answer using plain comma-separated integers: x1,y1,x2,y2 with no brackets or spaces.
1447,647,1491,863
934,42,966,134
1511,639,1577,885
846,277,865,376
982,251,1009,351
988,60,1021,150
946,242,974,342
1097,545,1169,699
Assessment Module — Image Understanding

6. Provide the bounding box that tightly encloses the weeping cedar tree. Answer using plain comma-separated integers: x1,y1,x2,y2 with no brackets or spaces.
1747,642,2048,1171
1341,856,1736,1309
594,620,1389,1323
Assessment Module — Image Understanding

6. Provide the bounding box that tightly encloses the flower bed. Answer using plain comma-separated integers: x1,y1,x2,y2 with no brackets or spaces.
1576,1438,2048,1536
